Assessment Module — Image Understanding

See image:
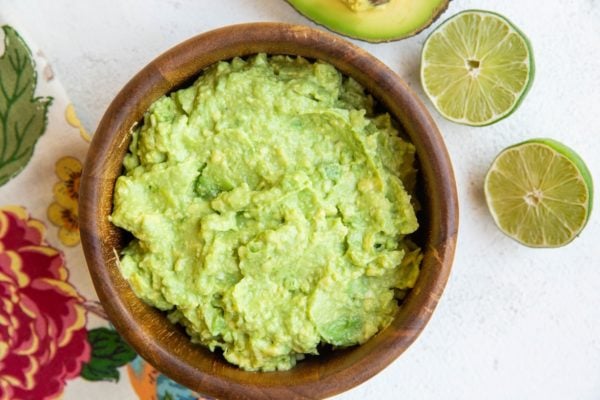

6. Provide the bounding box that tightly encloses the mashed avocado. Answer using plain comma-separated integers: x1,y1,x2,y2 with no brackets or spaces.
111,54,422,371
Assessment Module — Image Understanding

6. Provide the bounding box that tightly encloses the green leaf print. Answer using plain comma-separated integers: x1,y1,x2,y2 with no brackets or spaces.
0,25,52,186
80,327,137,382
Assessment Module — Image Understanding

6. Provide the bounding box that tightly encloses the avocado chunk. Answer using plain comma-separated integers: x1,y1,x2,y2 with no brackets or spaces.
287,0,450,42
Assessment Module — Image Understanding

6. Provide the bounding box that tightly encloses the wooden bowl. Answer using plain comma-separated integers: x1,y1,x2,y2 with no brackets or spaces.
80,23,458,400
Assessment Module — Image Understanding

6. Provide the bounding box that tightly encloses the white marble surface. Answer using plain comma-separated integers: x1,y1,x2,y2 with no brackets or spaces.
3,0,599,398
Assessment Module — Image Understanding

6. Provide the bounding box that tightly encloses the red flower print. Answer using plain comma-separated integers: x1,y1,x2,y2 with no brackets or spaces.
0,206,91,400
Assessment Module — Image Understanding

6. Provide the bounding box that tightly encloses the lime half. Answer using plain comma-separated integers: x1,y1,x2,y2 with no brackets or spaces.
421,10,534,126
484,139,593,248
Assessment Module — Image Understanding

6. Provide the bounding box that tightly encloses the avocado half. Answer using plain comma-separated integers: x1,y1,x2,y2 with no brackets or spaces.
287,0,450,43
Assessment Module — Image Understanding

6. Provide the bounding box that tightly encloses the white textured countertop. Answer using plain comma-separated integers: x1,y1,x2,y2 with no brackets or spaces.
3,0,599,398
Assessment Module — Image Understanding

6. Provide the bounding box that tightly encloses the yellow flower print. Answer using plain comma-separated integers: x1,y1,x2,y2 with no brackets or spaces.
47,156,82,246
65,103,92,143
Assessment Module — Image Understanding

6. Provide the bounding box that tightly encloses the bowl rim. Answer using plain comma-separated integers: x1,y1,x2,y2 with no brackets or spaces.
80,22,458,400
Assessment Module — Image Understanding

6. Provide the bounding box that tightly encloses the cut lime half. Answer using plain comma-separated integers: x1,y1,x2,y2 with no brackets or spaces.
421,10,534,126
484,139,593,248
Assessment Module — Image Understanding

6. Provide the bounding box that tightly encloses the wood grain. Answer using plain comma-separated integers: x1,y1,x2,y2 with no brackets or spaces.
79,23,458,400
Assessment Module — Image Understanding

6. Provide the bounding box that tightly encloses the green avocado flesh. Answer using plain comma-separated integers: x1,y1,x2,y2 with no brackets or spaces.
287,0,449,42
111,54,422,371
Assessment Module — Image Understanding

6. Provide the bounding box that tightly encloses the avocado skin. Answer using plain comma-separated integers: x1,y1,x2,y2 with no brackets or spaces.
286,0,451,43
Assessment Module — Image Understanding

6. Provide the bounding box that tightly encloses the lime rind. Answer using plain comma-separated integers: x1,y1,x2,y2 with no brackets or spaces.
421,9,535,126
484,139,593,248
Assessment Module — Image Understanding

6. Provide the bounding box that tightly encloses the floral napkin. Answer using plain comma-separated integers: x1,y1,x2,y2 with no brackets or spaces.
0,14,211,400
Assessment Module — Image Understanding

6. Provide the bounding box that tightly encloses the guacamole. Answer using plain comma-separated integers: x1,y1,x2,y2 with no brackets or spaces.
111,54,422,371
